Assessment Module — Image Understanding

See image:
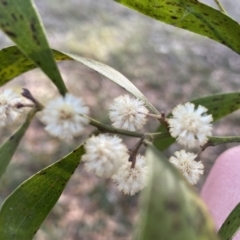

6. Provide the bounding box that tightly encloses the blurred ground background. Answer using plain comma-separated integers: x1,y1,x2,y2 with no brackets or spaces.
0,0,240,239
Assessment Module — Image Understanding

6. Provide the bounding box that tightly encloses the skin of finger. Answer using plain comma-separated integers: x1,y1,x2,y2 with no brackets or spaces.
201,146,240,239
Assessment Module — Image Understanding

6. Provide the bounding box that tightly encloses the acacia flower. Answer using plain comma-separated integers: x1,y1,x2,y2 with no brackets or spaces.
169,150,204,185
41,93,89,140
82,134,128,178
109,95,149,131
0,88,24,127
168,102,213,148
112,154,148,195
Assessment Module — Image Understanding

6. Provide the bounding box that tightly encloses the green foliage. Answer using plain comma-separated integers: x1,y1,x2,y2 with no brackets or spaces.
0,46,158,114
0,0,239,239
0,46,36,86
114,0,240,55
0,109,37,179
0,46,68,87
218,202,240,240
154,92,240,150
0,0,67,95
0,145,84,240
135,145,218,240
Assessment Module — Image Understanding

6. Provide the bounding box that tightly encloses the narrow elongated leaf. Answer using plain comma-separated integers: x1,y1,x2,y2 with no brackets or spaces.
0,0,67,95
0,46,158,114
218,202,240,240
0,145,84,240
114,0,240,55
135,145,218,240
154,92,240,150
0,108,37,179
0,46,68,86
62,52,159,114
191,93,240,120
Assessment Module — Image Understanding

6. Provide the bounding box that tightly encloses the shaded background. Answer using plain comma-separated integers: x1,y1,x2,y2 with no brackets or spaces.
0,0,240,239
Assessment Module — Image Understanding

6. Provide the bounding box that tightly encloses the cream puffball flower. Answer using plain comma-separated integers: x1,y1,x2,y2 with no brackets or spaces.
0,88,23,127
112,154,148,195
41,93,89,140
168,102,213,148
82,134,128,178
109,95,149,131
169,150,204,185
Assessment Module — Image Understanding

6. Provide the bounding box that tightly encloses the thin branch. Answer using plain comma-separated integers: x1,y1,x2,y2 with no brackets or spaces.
15,103,35,108
143,111,169,126
84,115,171,140
84,115,144,138
201,136,240,152
129,136,145,168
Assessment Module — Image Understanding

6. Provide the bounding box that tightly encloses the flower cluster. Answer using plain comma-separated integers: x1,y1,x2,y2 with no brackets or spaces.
39,93,211,186
40,93,89,140
82,134,128,178
82,134,149,195
109,95,148,131
112,154,148,195
0,88,25,127
40,93,150,194
3,87,212,187
169,150,204,185
166,102,213,184
168,102,213,148
0,89,149,194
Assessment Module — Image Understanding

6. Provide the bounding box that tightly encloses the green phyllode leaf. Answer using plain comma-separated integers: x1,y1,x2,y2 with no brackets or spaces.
0,108,37,179
218,202,240,240
0,0,67,95
114,0,240,55
63,52,159,114
0,46,158,114
0,145,84,240
154,92,240,150
135,145,218,240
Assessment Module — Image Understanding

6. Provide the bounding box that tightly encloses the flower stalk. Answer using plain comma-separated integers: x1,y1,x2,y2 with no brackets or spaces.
84,114,170,140
22,88,44,111
129,136,145,168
